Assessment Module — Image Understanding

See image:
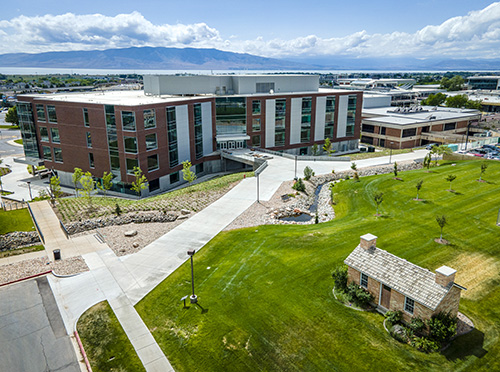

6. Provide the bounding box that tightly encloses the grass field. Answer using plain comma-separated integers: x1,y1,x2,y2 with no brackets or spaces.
77,301,145,372
0,208,35,234
14,139,22,145
0,124,19,130
135,159,500,372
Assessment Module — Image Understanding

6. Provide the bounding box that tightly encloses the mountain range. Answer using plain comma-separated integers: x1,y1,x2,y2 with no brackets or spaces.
0,46,499,71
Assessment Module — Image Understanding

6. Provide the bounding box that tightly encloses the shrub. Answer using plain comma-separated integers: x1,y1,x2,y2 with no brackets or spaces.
411,336,440,353
304,166,314,180
344,174,350,180
346,283,373,307
331,265,348,292
426,312,457,344
115,203,122,216
292,178,306,192
385,310,403,325
353,172,360,181
409,317,426,334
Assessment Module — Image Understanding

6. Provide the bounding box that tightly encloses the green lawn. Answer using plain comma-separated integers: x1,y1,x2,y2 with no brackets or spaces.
346,147,415,160
14,138,22,145
0,124,19,130
135,159,500,372
0,208,35,234
77,301,145,372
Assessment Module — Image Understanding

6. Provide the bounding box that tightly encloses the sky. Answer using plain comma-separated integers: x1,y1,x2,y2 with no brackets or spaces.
1,1,500,59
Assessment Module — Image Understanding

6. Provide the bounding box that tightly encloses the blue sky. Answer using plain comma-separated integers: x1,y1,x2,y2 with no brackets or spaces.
1,1,499,59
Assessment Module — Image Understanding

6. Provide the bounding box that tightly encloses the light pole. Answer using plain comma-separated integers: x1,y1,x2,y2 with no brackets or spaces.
389,142,394,163
187,249,197,303
256,173,260,203
27,181,32,201
294,155,298,180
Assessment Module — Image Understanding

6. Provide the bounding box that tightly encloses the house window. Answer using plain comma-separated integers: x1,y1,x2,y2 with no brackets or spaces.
170,171,179,184
360,273,368,288
89,153,95,168
405,297,415,314
86,132,92,148
47,105,57,123
143,109,156,129
36,104,46,122
53,147,63,163
40,127,49,142
83,108,90,127
124,136,138,154
145,133,157,151
50,128,60,143
147,154,159,172
121,111,136,131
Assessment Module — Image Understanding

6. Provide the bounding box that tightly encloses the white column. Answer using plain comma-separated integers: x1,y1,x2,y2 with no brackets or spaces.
315,96,326,141
337,95,348,138
265,99,275,148
176,105,190,163
290,98,302,145
201,102,213,155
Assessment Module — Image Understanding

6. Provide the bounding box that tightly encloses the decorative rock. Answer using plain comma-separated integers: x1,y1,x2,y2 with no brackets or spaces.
178,215,189,220
180,209,191,215
124,230,138,237
391,324,406,337
132,242,139,248
0,231,40,251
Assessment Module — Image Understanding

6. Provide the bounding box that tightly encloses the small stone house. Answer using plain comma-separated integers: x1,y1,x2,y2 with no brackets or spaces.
344,234,466,322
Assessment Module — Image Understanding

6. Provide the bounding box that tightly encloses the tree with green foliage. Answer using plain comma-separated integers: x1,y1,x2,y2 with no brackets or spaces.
445,95,468,108
311,143,319,156
131,166,148,197
421,92,446,106
436,215,448,242
97,171,113,196
393,162,398,177
331,265,348,292
441,75,464,91
80,171,95,208
415,180,423,200
72,168,83,197
465,99,483,110
292,178,305,192
374,192,383,215
5,106,18,125
479,162,488,181
49,175,62,205
303,166,314,180
351,162,357,171
182,160,197,184
423,153,432,171
445,174,457,191
323,138,332,155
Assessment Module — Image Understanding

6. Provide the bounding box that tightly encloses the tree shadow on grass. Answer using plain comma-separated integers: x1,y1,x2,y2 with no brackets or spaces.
442,329,487,361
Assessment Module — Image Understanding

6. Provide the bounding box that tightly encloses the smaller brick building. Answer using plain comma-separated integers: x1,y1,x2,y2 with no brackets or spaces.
344,234,466,321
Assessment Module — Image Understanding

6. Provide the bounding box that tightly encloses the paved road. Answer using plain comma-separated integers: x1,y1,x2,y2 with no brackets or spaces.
0,277,80,372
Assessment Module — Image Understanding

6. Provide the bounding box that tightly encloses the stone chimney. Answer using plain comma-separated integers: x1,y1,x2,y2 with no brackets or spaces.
435,266,457,287
360,234,377,250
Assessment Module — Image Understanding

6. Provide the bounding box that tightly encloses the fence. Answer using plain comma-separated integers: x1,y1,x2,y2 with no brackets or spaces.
253,147,352,162
1,199,27,211
27,202,45,244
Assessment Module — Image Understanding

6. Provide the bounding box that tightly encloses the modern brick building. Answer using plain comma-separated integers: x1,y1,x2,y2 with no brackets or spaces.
17,74,362,196
344,234,466,322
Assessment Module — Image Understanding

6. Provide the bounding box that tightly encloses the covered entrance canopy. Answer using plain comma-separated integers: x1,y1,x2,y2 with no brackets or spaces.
216,134,250,150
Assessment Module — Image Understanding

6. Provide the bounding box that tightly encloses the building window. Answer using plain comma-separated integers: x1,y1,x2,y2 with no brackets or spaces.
126,158,139,175
252,118,261,131
170,171,179,184
147,154,159,172
256,82,274,93
121,111,136,131
143,109,156,129
86,132,92,148
145,133,157,151
47,105,57,123
301,97,312,143
89,153,95,168
40,127,49,142
83,108,90,127
402,128,417,137
167,107,178,167
215,97,246,136
124,136,138,154
360,273,368,288
252,135,261,147
50,128,60,143
380,127,386,135
275,99,286,147
346,96,357,137
36,104,46,122
405,297,415,314
362,124,375,134
53,147,63,163
194,103,203,159
444,122,456,131
42,146,52,161
325,96,336,139
252,100,261,115
196,163,204,174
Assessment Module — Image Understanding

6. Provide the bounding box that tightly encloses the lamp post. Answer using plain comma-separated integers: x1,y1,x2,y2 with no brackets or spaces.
389,142,394,163
187,249,197,303
294,155,298,180
27,181,32,201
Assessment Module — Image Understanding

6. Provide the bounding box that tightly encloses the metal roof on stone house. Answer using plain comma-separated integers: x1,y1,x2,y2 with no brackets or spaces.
344,245,466,310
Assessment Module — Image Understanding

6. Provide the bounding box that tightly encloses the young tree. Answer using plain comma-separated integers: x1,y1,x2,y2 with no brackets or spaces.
479,162,488,182
131,166,148,197
79,171,95,208
323,138,332,155
311,143,319,156
97,171,113,196
5,106,18,125
49,175,62,205
415,180,423,200
181,160,197,183
423,153,432,171
445,174,457,192
393,162,398,177
430,145,440,165
292,178,305,192
304,166,314,180
71,168,83,197
436,215,448,242
351,162,357,171
374,192,384,215
437,144,452,159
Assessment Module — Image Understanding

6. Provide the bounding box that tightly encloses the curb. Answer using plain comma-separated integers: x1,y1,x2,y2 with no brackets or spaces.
74,330,93,372
0,270,51,287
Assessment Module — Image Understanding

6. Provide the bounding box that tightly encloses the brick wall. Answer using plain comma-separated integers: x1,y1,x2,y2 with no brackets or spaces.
433,286,462,317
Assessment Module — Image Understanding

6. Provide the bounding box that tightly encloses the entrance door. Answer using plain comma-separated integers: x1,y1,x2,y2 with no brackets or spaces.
228,141,235,150
380,284,392,309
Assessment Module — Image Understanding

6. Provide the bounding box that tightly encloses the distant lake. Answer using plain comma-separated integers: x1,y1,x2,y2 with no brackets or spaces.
0,67,488,75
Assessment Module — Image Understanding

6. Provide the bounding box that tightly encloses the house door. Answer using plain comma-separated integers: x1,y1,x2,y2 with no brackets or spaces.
380,284,391,309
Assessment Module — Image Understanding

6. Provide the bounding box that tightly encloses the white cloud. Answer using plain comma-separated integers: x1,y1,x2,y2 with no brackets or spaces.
1,4,500,59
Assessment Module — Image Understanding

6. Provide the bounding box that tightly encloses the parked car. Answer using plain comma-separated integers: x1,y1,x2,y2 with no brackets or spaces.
426,143,439,150
483,144,497,151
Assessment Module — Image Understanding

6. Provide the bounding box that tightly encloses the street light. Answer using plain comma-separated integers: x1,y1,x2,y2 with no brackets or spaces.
27,181,32,201
294,155,298,180
187,249,198,303
389,142,394,163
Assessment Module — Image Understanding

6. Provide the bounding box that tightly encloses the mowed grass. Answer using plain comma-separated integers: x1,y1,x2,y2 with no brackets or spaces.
135,159,500,372
0,208,35,234
77,301,145,372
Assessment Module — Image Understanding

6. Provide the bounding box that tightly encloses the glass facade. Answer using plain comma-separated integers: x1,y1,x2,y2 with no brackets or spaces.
194,103,203,159
121,111,136,131
105,105,121,176
215,97,246,135
145,133,157,151
17,103,40,158
47,105,57,123
325,96,336,139
346,96,357,137
147,154,159,172
144,109,156,129
275,99,286,147
166,107,178,167
301,97,312,143
40,127,49,142
36,104,46,122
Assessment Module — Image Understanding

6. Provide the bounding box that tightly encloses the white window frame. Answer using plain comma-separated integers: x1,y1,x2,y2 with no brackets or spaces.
404,296,415,314
360,272,368,288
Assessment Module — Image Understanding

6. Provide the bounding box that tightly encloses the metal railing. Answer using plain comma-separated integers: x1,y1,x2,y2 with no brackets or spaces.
253,147,351,162
59,220,69,239
27,202,44,244
95,228,106,244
